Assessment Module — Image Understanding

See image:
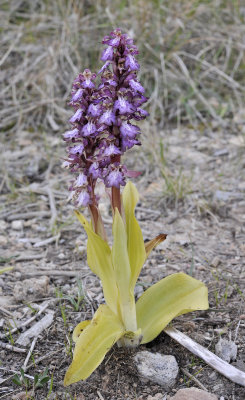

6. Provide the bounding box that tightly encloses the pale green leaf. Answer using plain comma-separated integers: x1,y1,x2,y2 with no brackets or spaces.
136,272,209,344
122,182,146,286
64,305,125,386
75,211,118,314
72,320,91,342
112,208,137,331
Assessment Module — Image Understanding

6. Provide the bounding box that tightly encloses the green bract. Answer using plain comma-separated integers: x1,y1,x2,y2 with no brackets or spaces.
64,182,209,386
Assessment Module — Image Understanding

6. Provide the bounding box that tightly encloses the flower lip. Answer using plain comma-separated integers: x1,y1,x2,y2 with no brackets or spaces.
82,122,96,137
75,173,88,187
63,128,80,141
105,169,125,188
69,108,83,123
102,144,121,157
72,88,84,102
69,144,84,155
99,109,116,125
76,190,91,207
129,79,145,94
101,46,114,61
114,97,134,115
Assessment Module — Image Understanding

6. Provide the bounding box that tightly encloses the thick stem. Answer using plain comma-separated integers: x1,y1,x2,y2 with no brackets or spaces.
89,204,107,241
111,186,121,215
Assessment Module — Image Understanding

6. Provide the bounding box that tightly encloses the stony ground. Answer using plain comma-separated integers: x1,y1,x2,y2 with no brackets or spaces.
0,121,245,399
1,1,245,399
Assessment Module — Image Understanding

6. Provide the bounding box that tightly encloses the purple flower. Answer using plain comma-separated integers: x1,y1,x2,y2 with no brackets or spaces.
89,162,101,179
77,190,91,207
103,30,122,47
87,103,102,117
105,169,125,188
81,69,96,89
82,122,96,136
69,108,83,123
138,108,149,117
99,109,116,125
121,137,140,151
120,121,140,138
114,97,134,114
63,128,79,141
98,61,111,74
125,54,139,71
129,79,145,93
103,144,121,157
75,173,87,187
101,46,114,61
69,144,84,156
62,160,72,168
72,88,84,101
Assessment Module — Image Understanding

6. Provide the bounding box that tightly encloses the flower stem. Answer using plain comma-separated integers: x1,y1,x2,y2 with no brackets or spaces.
111,186,121,215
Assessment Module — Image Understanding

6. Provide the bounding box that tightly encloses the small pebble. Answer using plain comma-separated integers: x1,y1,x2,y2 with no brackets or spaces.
170,388,218,400
215,338,237,363
0,220,7,231
11,220,24,230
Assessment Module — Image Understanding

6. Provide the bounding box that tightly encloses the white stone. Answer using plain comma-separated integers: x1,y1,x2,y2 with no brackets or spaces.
215,338,237,363
170,388,218,400
13,276,49,301
11,220,23,230
133,351,178,389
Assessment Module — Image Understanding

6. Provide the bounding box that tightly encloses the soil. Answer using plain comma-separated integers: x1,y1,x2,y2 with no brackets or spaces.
0,124,245,399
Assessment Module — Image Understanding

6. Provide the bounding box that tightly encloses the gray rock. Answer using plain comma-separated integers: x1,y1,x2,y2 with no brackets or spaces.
215,338,237,363
213,148,229,157
214,190,242,202
11,220,23,230
13,276,49,301
133,351,178,389
170,388,218,400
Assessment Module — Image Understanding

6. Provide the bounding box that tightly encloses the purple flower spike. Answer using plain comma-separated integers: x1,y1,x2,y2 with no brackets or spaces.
63,29,148,207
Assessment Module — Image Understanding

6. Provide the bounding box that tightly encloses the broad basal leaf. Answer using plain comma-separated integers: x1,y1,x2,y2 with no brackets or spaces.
122,182,146,287
72,320,91,342
112,208,137,332
75,211,118,314
136,272,209,344
64,305,125,386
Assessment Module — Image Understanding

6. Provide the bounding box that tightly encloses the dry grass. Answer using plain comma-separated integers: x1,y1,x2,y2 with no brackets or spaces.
1,0,245,135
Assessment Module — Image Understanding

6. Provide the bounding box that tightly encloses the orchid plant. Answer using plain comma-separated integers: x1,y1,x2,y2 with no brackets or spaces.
62,29,209,386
